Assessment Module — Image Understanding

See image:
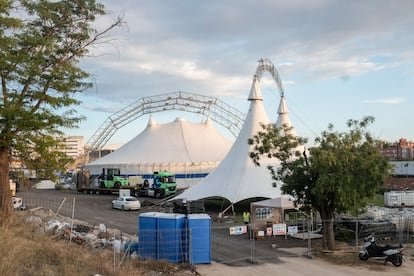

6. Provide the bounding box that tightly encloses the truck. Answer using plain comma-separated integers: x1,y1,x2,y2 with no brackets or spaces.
76,168,139,195
135,171,177,199
76,168,177,199
99,168,129,189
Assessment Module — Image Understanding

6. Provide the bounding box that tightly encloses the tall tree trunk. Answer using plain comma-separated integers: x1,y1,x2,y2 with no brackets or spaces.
323,219,336,250
0,147,13,226
319,209,336,250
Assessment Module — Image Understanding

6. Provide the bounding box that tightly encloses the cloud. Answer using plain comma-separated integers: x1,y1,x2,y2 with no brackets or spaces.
59,0,414,145
79,0,414,113
83,105,119,113
364,98,405,104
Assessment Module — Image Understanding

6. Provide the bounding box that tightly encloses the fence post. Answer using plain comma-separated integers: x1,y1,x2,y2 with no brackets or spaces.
250,225,255,263
189,228,192,265
307,218,312,258
69,198,75,243
53,197,67,220
355,220,358,249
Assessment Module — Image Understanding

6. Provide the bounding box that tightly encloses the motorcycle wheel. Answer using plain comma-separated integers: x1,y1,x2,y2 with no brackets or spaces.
359,252,369,261
391,255,403,267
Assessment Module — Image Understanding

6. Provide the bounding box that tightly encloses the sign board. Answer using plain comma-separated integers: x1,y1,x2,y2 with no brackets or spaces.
288,226,299,235
266,227,273,236
272,223,287,235
119,189,131,197
229,225,247,235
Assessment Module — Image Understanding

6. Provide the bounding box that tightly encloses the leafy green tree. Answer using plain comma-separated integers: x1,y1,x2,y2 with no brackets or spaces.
249,116,390,250
0,0,124,225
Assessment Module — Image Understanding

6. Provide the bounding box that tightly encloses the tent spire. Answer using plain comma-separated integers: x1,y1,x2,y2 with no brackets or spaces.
147,116,156,127
275,95,296,135
204,116,212,125
248,75,263,101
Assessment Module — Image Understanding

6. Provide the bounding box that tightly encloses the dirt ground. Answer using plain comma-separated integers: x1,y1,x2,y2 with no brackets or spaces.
195,245,414,276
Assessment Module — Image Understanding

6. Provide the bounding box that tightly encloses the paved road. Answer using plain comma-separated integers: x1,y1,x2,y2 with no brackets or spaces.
19,189,144,235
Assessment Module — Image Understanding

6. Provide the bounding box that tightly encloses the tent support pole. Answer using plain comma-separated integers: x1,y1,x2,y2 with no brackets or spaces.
219,203,235,219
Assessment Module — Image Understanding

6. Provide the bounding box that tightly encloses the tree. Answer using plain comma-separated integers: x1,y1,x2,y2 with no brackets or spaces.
249,116,390,250
0,0,124,225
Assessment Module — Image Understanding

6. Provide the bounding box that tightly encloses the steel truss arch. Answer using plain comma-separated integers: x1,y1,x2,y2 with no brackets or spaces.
255,58,285,97
86,91,245,150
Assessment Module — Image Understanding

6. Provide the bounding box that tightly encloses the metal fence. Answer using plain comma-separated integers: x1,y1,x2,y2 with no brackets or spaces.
17,195,414,266
21,193,76,218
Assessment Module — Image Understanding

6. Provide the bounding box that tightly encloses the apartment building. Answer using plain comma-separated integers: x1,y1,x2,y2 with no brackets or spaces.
379,138,414,160
61,136,85,159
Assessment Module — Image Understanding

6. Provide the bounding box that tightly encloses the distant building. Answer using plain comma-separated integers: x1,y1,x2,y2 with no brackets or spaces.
378,138,414,160
88,143,123,163
61,136,85,159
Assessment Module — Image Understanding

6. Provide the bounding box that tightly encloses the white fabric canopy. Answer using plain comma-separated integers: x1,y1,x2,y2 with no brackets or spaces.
84,117,232,189
35,180,55,189
175,76,293,204
251,197,296,209
87,117,231,165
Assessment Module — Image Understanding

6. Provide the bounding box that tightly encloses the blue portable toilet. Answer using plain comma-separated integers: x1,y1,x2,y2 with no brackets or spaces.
157,213,186,263
138,212,163,260
187,213,211,264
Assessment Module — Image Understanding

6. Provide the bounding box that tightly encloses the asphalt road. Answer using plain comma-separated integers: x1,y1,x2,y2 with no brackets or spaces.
19,189,145,235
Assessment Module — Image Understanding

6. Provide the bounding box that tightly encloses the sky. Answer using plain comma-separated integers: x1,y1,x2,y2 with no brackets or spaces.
67,0,414,147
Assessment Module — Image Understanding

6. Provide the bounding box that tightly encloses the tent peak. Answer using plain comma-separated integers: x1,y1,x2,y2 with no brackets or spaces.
248,75,263,101
204,116,212,125
175,117,186,122
147,116,156,127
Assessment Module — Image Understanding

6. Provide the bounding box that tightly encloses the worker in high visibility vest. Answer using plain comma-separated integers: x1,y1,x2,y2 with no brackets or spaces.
243,211,250,225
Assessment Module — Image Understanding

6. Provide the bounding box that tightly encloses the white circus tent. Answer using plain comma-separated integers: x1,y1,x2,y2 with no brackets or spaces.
175,75,293,204
84,117,232,188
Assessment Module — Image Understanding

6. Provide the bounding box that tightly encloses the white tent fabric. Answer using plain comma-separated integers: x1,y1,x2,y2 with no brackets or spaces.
88,117,231,165
34,180,56,189
175,76,285,203
275,95,296,136
250,197,296,209
84,117,232,188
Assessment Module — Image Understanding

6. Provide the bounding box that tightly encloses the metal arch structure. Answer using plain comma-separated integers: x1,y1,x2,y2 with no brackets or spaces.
255,58,285,97
86,91,246,150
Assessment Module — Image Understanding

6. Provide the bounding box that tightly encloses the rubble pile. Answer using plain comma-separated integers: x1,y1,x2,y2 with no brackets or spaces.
24,207,138,253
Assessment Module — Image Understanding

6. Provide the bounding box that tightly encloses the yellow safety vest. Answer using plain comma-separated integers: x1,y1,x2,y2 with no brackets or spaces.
243,212,250,222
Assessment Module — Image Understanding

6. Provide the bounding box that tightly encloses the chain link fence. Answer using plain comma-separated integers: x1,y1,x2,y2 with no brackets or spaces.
16,193,414,266
21,192,76,218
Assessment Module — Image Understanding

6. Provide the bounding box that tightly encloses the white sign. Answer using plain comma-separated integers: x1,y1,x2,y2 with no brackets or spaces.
119,189,131,197
273,223,287,235
288,226,299,235
229,225,247,235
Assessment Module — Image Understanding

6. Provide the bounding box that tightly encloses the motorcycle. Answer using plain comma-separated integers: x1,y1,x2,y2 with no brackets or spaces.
359,235,405,266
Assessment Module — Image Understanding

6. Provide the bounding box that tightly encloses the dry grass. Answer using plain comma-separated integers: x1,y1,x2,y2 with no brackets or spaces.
0,213,193,276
